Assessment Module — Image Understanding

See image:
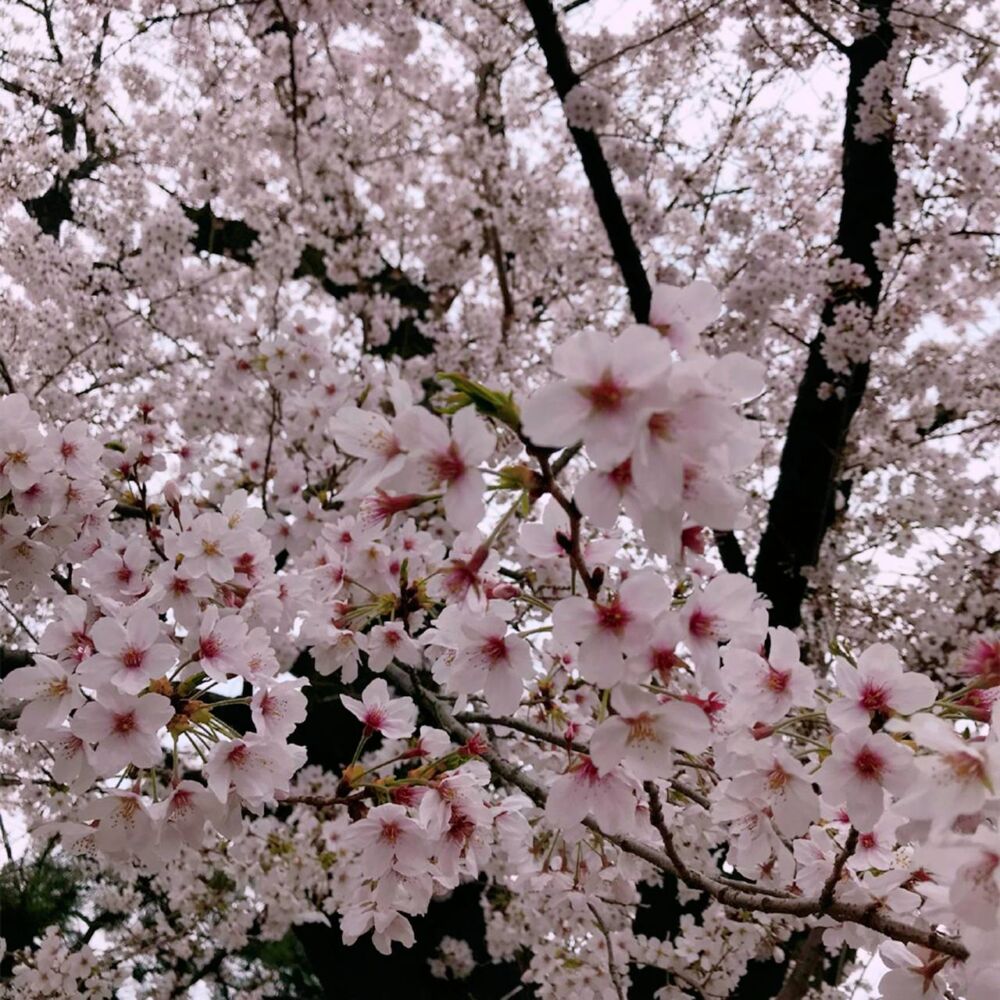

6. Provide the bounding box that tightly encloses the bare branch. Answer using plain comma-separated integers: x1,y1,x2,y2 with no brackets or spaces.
777,0,852,54
523,0,652,321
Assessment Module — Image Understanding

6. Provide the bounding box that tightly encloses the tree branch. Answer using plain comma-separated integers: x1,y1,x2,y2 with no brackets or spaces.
754,1,898,628
385,665,969,962
523,0,652,321
777,0,852,54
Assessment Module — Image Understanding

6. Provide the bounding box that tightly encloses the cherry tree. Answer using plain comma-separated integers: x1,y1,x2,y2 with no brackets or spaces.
0,0,998,998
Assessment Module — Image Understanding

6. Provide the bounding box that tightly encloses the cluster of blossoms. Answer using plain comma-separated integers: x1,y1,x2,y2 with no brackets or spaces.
2,280,1000,998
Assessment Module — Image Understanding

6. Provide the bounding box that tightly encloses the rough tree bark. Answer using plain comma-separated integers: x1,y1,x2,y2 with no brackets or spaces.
754,1,898,631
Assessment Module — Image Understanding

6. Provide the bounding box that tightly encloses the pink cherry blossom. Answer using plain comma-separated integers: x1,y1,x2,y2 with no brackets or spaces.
590,684,710,779
396,407,494,530
877,942,949,1000
37,595,95,664
521,325,672,468
78,791,156,860
189,606,250,682
1,655,84,735
329,405,409,500
545,757,636,836
448,613,534,716
648,280,722,356
892,714,1000,828
70,689,174,775
721,627,815,724
341,678,417,739
0,393,53,494
817,728,916,830
342,803,430,878
52,421,102,479
204,735,305,805
251,679,309,739
154,780,225,857
80,608,177,694
680,572,767,687
81,536,151,599
827,644,938,730
366,621,422,673
724,746,819,837
552,570,669,687
175,511,244,581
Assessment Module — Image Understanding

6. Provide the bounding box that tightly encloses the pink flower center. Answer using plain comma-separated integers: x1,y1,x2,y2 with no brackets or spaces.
765,668,790,693
431,443,466,484
582,372,627,413
112,711,137,734
596,599,630,635
364,707,387,731
859,832,877,849
859,683,890,713
234,552,257,577
965,639,1000,682
852,746,884,781
651,647,679,679
46,677,69,698
226,743,249,767
116,565,134,585
482,635,508,663
608,459,632,489
946,752,985,783
766,765,788,790
200,634,222,659
625,712,657,746
688,609,717,639
121,647,145,671
647,411,674,440
380,821,401,844
681,526,706,553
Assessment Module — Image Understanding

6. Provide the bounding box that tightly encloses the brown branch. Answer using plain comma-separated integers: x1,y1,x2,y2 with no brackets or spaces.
754,1,898,628
386,666,969,961
523,0,652,321
774,927,828,1000
819,827,857,912
777,0,852,54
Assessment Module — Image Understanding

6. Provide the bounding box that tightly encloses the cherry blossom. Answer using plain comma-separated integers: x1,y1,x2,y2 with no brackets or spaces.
552,570,669,686
648,281,722,356
79,608,177,694
680,572,767,686
187,606,250,682
251,679,309,739
204,735,305,805
0,6,996,988
817,728,916,830
521,325,672,467
340,678,417,740
365,621,422,673
446,612,534,715
69,690,174,775
827,644,938,730
721,627,815,724
1,655,84,736
342,803,431,878
396,407,494,530
545,757,637,836
590,684,710,779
